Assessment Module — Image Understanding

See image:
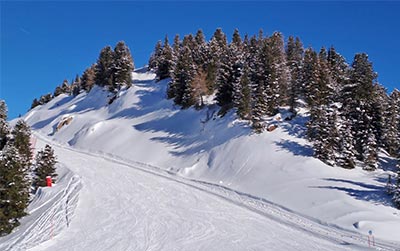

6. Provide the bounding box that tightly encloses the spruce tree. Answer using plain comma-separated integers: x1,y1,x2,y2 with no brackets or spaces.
302,48,321,108
112,41,134,91
347,53,378,170
268,32,289,107
12,120,33,169
0,100,9,150
157,36,174,81
236,67,251,120
0,143,30,236
96,46,115,88
385,89,400,156
327,46,349,102
71,74,81,96
33,144,57,188
30,98,41,110
286,36,304,112
169,46,197,108
335,113,356,169
81,64,97,92
149,40,162,71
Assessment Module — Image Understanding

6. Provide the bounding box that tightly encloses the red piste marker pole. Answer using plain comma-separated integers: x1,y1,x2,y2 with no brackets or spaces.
46,176,52,187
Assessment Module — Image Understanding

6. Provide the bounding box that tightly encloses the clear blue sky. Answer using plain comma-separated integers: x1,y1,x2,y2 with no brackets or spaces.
1,1,399,119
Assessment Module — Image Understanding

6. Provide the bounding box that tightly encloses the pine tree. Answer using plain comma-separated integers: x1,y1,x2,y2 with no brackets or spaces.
39,93,52,105
209,28,228,93
96,46,115,88
81,64,97,92
193,29,208,68
169,46,197,108
112,41,134,91
252,82,268,133
33,144,57,189
302,48,321,108
71,74,81,96
0,143,30,236
311,105,337,166
372,84,390,148
268,32,289,107
385,89,400,156
346,53,378,170
327,46,349,102
236,66,251,120
30,98,41,110
216,29,242,112
286,36,304,112
54,80,71,97
336,114,356,169
0,100,9,150
149,40,162,71
156,36,174,81
12,120,33,169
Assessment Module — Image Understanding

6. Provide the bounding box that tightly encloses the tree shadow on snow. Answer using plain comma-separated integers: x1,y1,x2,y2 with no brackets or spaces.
311,178,394,207
274,139,314,157
278,114,309,139
133,107,250,157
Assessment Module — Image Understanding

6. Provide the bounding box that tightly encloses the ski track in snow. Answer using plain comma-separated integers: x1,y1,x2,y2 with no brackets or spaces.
2,132,394,251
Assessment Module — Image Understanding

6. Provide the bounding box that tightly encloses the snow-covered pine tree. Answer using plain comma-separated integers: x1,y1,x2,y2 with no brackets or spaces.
208,28,228,94
54,79,71,97
0,143,30,236
216,29,244,114
236,66,251,120
33,144,57,188
12,120,33,169
71,74,81,96
95,46,115,88
311,105,337,166
327,46,349,102
156,36,174,81
268,32,289,107
335,112,356,169
148,40,162,71
39,93,52,105
302,48,321,108
193,29,208,68
286,36,304,113
251,81,268,133
385,89,400,156
30,98,40,110
347,53,379,170
81,64,97,92
112,41,134,91
169,46,197,108
371,84,390,149
0,100,9,150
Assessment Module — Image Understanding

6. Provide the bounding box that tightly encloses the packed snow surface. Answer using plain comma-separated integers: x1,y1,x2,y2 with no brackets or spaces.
1,68,400,250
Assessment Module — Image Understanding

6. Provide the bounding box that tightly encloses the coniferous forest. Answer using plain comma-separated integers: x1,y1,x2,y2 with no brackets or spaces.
28,29,400,209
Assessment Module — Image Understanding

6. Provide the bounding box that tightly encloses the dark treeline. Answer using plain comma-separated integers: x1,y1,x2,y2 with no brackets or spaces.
31,41,134,109
149,28,400,172
0,100,57,235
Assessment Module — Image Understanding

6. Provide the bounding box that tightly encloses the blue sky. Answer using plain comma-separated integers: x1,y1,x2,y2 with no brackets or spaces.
1,1,399,119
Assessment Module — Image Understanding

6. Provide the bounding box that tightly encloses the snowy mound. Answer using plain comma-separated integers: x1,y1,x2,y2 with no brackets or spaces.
16,68,400,246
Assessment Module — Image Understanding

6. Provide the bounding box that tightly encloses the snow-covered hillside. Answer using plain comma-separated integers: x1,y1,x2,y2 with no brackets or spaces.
2,68,400,250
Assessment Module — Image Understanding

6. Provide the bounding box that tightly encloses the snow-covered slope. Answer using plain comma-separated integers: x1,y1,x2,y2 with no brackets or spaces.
3,68,400,250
